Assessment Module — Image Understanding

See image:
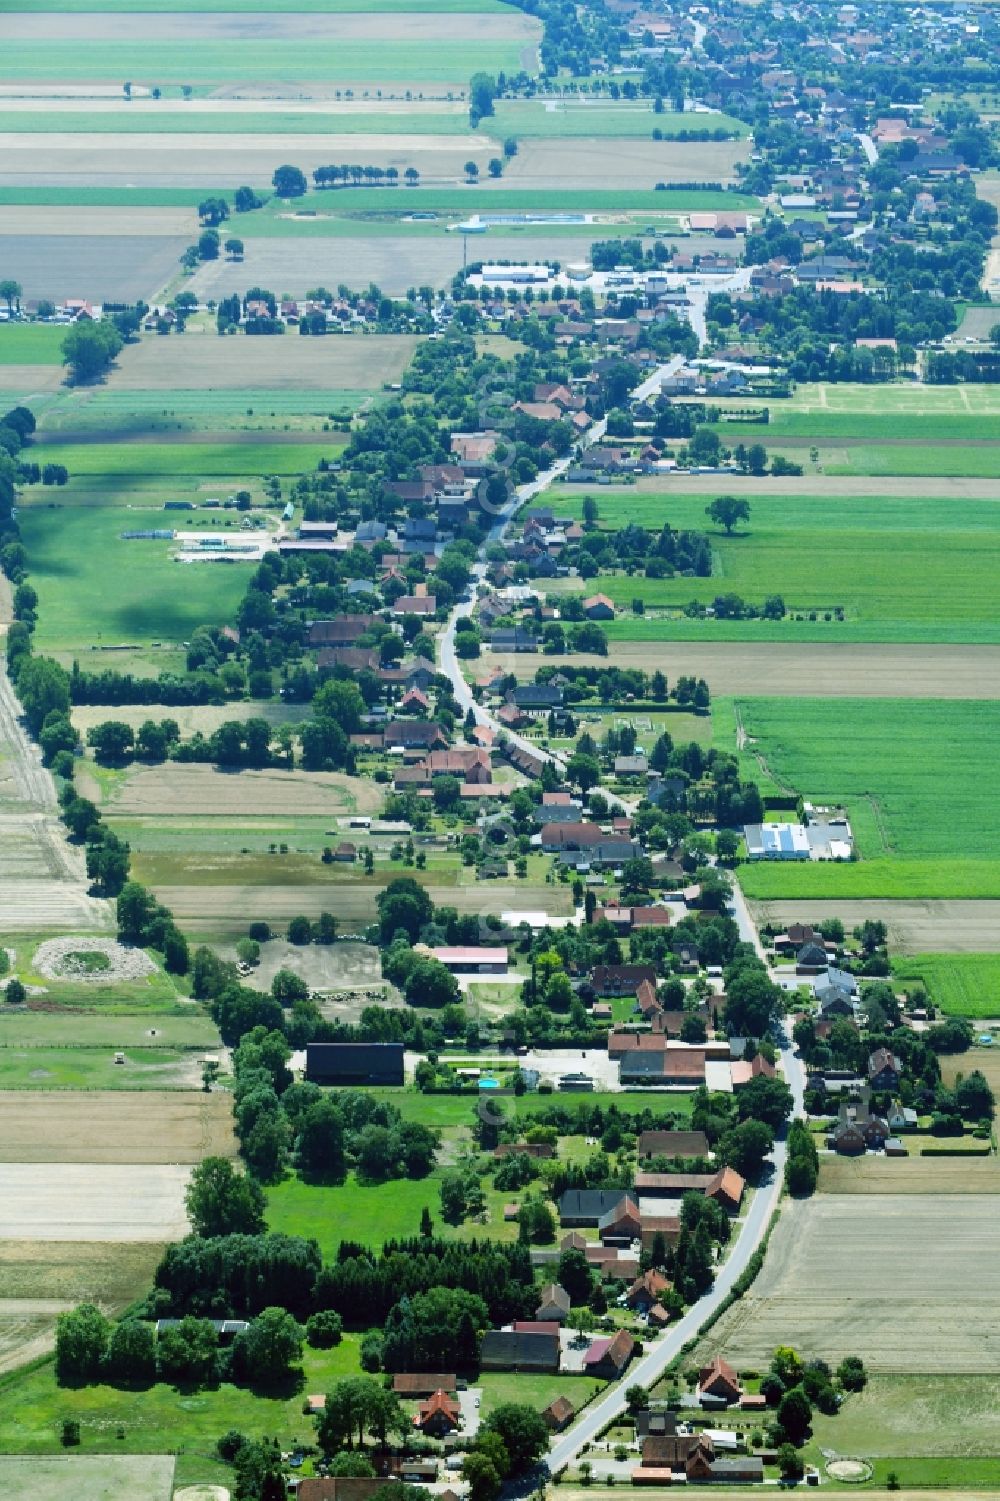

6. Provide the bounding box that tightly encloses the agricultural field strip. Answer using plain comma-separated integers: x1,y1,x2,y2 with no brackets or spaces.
0,1163,191,1241
692,1195,1000,1373
0,1092,235,1162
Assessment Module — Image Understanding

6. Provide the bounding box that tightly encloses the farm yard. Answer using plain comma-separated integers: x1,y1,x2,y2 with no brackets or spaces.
690,1194,1000,1373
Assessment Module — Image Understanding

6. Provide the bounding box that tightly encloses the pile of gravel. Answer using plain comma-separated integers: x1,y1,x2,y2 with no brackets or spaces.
33,936,158,983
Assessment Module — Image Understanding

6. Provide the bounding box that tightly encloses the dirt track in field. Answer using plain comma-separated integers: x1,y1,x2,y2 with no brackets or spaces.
749,898,1000,953
0,1091,235,1164
690,1194,1000,1372
489,642,1000,698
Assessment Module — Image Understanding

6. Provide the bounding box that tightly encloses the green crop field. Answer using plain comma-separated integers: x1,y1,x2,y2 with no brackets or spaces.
735,409,1000,442
0,324,68,365
20,506,249,655
893,954,1000,1019
491,100,750,138
35,388,369,435
731,381,1000,416
559,490,1000,644
725,697,1000,899
13,0,508,10
739,856,1000,900
26,438,340,477
809,442,1000,478
4,40,529,85
0,109,472,137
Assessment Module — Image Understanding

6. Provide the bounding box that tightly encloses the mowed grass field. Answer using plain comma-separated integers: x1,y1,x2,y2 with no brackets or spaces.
19,506,249,656
0,324,66,364
0,1455,175,1501
722,697,1000,899
894,955,1000,1019
559,490,1000,644
25,437,340,475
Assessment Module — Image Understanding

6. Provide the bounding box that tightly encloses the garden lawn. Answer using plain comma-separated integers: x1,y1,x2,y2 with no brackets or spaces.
807,1374,1000,1463
0,324,66,365
726,697,1000,899
0,1338,364,1491
558,491,1000,644
892,954,1000,1019
477,1371,604,1418
20,505,249,655
266,1172,443,1255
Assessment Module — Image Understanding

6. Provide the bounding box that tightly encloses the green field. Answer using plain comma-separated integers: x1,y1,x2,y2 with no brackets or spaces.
11,0,508,10
0,1046,197,1089
726,381,1000,416
267,1171,483,1253
740,856,1000,900
0,1011,219,1047
0,324,68,365
4,41,530,85
559,491,1000,645
34,388,370,435
808,443,1000,478
478,1371,603,1418
26,438,339,477
0,185,760,212
737,409,1000,441
806,1374,1000,1476
893,954,1000,1019
0,109,471,137
490,101,750,138
0,1338,365,1491
724,697,1000,899
21,506,249,654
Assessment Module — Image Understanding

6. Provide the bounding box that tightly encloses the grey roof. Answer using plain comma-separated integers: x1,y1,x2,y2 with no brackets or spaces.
559,1189,632,1223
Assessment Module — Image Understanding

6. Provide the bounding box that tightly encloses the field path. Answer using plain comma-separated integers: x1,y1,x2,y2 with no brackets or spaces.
0,661,112,930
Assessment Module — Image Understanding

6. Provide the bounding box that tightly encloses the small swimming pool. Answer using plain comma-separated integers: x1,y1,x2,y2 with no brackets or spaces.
478,1077,501,1090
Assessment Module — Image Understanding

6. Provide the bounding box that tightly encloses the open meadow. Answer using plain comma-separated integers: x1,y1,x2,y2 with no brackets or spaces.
558,490,1000,646
690,1194,1000,1373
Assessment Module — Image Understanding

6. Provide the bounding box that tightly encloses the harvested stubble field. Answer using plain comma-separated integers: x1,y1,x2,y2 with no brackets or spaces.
0,1162,190,1240
152,876,571,934
693,1194,1000,1373
0,1455,175,1501
818,1155,1000,1194
107,329,418,390
0,203,196,235
752,902,1000,958
188,232,611,296
0,1238,165,1373
490,642,1000,696
0,233,187,304
101,763,383,819
0,1090,234,1162
501,136,749,189
71,701,304,738
941,1047,1000,1093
